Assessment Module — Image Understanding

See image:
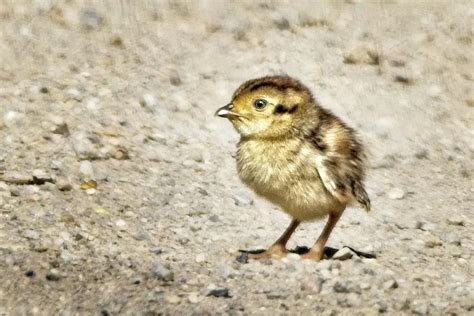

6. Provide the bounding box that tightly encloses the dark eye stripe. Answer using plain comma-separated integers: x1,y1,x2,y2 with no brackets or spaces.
274,104,287,114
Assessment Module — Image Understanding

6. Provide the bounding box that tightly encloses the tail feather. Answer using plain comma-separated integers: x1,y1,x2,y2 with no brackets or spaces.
352,181,371,212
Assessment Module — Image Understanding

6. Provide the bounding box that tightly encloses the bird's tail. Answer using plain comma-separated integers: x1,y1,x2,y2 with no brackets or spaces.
352,181,371,212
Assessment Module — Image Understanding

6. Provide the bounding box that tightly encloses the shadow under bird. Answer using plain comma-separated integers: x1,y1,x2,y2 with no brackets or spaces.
216,75,371,260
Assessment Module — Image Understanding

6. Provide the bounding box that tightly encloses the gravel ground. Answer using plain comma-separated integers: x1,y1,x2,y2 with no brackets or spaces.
0,1,473,315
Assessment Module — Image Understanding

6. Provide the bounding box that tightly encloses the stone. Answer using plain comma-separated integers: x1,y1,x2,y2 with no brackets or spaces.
343,44,379,65
332,247,355,260
170,92,191,112
23,229,40,240
446,217,464,226
0,172,33,185
66,88,82,101
110,35,124,48
267,290,290,300
333,280,361,294
216,264,235,279
152,262,174,281
46,269,61,281
169,70,182,86
236,252,249,264
207,288,231,298
442,233,461,246
81,8,103,30
79,161,94,177
50,160,63,170
188,293,200,304
209,214,220,222
32,169,54,184
274,18,291,30
115,219,127,229
232,189,254,206
419,222,437,231
195,254,206,263
72,133,101,160
166,294,181,304
388,188,405,200
411,300,429,315
424,237,442,248
393,75,413,84
4,111,23,126
287,253,301,261
383,279,399,290
301,277,323,294
0,182,8,191
111,146,129,160
51,122,70,136
140,94,157,112
150,247,162,254
131,276,142,285
56,179,73,191
85,98,100,111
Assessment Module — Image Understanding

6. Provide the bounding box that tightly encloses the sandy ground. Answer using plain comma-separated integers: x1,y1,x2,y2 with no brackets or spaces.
0,0,473,315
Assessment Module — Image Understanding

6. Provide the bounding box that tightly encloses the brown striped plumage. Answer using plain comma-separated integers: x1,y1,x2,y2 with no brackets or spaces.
216,75,371,260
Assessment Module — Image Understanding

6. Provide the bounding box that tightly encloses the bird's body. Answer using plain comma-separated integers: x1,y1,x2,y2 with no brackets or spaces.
237,136,345,221
216,75,370,260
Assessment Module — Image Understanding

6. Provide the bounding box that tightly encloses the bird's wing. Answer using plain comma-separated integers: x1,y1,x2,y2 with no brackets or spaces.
312,114,371,211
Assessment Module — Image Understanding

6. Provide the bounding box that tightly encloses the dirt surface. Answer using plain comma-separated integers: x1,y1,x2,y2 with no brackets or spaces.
0,1,473,315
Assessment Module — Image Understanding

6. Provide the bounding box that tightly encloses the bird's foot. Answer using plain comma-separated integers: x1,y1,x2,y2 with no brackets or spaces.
300,248,324,261
247,244,289,260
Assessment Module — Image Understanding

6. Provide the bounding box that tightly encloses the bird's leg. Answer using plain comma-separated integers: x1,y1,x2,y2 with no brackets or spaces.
249,219,300,259
301,212,342,261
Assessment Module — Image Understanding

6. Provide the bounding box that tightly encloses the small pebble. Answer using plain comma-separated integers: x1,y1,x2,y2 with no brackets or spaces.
79,161,94,177
131,276,142,285
388,188,405,200
188,293,200,304
140,94,157,112
195,254,206,263
343,44,379,65
81,8,103,30
236,252,249,264
383,279,399,290
32,169,53,184
56,179,73,191
150,247,162,254
446,217,464,226
115,219,127,227
274,17,291,30
46,269,61,281
411,300,429,315
169,70,182,86
232,189,254,206
332,247,355,260
166,294,181,304
424,237,443,248
152,262,174,281
287,253,301,261
207,288,231,298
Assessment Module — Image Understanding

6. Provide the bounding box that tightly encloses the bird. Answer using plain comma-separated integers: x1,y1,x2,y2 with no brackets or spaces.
215,75,371,261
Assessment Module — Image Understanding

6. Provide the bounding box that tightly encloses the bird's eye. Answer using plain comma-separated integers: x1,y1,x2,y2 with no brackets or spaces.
254,99,268,110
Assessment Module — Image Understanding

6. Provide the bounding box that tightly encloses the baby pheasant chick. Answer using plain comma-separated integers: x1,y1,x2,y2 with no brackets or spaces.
216,76,371,261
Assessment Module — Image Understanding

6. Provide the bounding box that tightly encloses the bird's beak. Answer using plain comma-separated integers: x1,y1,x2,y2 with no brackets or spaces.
215,103,240,118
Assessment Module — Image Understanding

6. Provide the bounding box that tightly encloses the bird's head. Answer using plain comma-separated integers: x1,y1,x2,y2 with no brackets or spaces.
216,76,314,139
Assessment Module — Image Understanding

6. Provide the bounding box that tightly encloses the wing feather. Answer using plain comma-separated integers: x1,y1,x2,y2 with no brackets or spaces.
309,110,371,211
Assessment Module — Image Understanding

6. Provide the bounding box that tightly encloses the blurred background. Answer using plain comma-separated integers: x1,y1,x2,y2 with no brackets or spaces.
0,1,472,314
